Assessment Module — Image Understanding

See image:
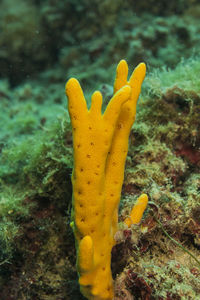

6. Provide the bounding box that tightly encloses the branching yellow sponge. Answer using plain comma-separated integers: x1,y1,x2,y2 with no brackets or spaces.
65,60,146,300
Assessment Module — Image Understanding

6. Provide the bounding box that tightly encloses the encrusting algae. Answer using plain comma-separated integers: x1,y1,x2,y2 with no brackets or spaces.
65,60,147,300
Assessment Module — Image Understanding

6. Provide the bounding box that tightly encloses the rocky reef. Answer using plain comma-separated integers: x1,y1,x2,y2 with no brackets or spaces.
0,0,200,299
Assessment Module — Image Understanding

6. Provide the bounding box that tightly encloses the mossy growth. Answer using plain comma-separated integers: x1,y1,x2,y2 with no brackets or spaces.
0,77,74,277
124,57,200,201
113,57,200,298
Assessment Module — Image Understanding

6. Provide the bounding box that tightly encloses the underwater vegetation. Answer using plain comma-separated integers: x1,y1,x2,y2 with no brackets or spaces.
0,0,200,299
0,56,200,298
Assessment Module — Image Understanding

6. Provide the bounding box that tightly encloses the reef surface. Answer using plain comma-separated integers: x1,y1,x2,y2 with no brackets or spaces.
0,0,200,299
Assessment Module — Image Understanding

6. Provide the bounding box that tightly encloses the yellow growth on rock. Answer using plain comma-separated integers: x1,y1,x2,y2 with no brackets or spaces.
65,60,146,300
124,193,148,227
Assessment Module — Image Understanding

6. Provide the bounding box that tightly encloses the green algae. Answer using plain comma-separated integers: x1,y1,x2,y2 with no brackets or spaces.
0,78,73,269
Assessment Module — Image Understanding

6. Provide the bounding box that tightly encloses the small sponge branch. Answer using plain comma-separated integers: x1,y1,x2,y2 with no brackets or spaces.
129,62,146,103
124,193,148,227
114,59,129,93
129,62,146,86
78,235,94,273
90,91,103,115
65,78,88,124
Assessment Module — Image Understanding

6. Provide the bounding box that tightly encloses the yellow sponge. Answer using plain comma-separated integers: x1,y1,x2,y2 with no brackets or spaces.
65,60,146,300
124,194,148,227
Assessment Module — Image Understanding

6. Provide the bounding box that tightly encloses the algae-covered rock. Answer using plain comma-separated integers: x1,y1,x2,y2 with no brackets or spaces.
0,55,200,299
0,0,200,299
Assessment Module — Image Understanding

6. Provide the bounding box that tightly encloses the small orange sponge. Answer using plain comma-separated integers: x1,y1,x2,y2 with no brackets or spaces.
124,194,148,227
